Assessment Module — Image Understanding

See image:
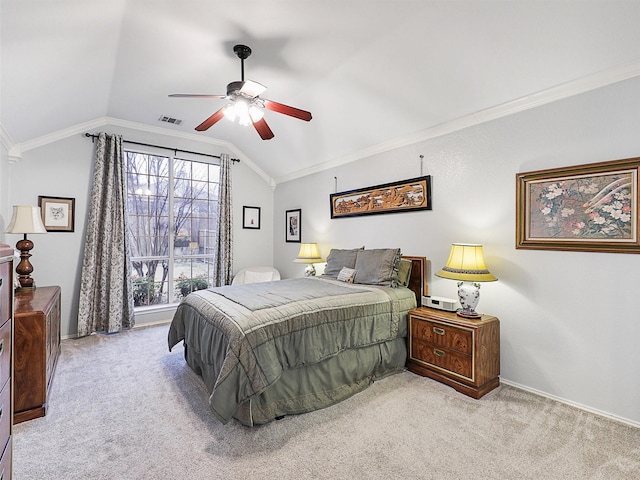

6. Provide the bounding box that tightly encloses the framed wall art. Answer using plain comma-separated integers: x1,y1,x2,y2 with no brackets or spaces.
330,176,431,219
38,195,75,232
516,157,640,253
242,206,261,229
285,209,301,243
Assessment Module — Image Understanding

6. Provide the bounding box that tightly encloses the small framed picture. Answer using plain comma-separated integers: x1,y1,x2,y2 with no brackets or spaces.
285,209,301,243
38,195,75,232
243,206,261,229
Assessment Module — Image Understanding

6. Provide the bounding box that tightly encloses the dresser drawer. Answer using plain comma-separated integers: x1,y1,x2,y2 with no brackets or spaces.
0,320,10,388
410,316,472,354
0,436,11,480
0,380,9,454
411,337,473,380
0,376,11,456
0,262,10,326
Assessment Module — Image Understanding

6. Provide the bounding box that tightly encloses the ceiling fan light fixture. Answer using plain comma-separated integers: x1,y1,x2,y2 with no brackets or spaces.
223,101,264,126
249,105,264,122
170,44,311,138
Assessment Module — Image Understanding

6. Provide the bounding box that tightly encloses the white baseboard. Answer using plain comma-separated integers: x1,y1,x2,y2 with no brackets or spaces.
500,378,640,429
61,313,174,340
132,318,172,329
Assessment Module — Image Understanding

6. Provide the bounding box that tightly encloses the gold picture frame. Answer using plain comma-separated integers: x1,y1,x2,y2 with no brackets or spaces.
516,157,640,253
330,176,431,219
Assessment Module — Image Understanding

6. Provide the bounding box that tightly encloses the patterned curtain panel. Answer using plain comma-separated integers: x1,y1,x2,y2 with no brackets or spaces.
77,133,135,336
214,153,233,286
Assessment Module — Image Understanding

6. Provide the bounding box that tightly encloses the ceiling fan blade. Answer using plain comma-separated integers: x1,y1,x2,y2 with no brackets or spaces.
195,107,227,131
239,80,267,97
263,99,312,122
169,94,225,99
252,117,275,140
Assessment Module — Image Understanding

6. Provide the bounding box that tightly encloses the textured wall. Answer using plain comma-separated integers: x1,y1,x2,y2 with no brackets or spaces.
274,77,640,425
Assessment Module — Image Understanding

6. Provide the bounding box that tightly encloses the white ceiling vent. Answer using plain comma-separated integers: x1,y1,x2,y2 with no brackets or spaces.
158,115,182,125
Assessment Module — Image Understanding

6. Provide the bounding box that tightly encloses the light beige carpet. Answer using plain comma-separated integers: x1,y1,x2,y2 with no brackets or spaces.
13,324,640,479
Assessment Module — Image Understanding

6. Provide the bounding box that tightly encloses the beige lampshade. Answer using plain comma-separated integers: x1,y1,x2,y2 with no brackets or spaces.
435,243,497,282
5,205,48,234
293,243,324,264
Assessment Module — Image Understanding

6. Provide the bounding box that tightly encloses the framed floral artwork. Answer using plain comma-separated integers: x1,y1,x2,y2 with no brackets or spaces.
516,157,640,253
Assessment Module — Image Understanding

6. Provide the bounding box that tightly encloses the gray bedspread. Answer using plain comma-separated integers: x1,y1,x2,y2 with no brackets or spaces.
168,277,415,424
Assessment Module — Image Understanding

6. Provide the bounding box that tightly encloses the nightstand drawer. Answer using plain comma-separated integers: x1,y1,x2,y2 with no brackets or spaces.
411,338,473,379
410,316,472,354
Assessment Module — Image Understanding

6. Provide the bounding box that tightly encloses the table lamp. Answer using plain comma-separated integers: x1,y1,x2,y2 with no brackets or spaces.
293,243,324,276
435,243,497,318
5,205,48,289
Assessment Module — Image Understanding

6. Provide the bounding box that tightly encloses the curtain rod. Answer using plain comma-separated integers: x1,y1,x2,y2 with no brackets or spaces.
83,133,240,163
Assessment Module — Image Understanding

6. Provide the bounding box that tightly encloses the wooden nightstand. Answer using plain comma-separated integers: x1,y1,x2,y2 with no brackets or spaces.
14,286,61,423
406,307,500,399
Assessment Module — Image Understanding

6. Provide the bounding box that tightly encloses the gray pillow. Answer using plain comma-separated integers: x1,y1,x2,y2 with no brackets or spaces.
322,247,364,278
354,248,401,286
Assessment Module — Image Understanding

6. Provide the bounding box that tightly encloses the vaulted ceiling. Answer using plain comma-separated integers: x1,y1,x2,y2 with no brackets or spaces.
2,1,639,183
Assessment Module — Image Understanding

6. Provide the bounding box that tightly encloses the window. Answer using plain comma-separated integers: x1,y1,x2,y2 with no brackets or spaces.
125,151,220,307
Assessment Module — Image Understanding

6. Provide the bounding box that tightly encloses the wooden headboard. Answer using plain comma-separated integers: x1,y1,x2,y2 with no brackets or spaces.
402,256,428,307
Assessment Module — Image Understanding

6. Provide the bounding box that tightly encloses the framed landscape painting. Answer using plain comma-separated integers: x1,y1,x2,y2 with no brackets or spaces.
330,176,431,219
516,157,640,253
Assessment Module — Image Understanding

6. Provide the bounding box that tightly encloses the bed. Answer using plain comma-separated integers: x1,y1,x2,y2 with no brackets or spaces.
168,248,426,426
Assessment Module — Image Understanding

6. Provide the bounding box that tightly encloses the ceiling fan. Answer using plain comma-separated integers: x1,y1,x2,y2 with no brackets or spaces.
169,44,312,140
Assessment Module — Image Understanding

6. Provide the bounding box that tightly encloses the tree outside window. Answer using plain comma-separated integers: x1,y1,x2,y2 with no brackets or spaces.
126,152,219,307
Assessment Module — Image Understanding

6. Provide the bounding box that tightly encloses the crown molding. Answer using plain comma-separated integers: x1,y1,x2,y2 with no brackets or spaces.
275,59,640,184
0,124,15,153
12,117,274,185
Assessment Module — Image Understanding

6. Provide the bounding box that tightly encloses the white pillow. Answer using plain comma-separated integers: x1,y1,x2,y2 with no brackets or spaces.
337,267,357,283
244,270,274,284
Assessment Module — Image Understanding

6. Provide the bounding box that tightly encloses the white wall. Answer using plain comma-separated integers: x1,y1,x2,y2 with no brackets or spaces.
0,143,7,229
274,77,640,425
3,123,274,338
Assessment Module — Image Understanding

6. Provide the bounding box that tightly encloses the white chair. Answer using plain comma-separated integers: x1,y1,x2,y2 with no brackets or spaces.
231,266,281,286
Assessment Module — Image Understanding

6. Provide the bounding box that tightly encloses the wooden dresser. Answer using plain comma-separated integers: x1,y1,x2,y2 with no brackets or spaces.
407,307,500,399
0,244,14,479
14,285,61,424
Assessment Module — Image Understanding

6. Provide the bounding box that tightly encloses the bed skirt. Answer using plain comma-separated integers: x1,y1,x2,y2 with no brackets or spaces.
184,337,407,426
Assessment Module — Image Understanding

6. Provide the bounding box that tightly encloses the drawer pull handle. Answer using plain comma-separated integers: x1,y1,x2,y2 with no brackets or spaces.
434,349,445,357
0,339,3,356
433,327,445,335
0,404,3,420
0,278,3,287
